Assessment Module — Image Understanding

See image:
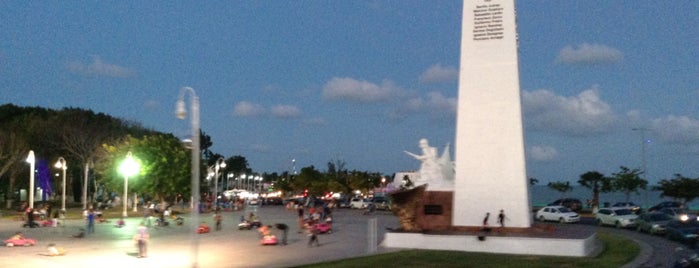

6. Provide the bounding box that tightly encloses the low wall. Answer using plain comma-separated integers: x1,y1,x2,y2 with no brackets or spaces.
383,231,597,257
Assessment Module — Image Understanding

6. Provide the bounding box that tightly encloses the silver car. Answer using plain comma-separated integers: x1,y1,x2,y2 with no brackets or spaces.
595,207,638,228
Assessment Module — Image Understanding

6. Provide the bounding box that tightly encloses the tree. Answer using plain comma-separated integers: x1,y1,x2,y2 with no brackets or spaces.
578,171,612,210
529,177,539,186
97,134,190,204
547,181,572,197
653,174,699,206
611,166,647,203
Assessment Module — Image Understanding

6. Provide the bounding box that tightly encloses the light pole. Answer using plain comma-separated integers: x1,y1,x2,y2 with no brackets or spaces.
26,150,35,209
213,157,226,209
632,127,650,208
118,151,139,218
54,157,67,212
177,86,201,268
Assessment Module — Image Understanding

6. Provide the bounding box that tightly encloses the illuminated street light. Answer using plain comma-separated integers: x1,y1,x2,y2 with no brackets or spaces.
177,86,201,268
54,157,67,212
213,157,226,209
26,150,35,209
118,151,140,218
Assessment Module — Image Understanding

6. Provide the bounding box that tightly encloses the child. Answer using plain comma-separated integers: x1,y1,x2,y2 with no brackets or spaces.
305,220,320,247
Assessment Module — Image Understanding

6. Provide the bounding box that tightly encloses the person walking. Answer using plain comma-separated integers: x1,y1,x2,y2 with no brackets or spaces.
297,203,305,233
214,211,222,231
133,223,149,258
86,209,95,235
305,220,320,247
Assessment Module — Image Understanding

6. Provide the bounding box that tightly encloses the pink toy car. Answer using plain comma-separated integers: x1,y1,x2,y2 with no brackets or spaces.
314,222,333,234
260,235,278,245
5,238,36,247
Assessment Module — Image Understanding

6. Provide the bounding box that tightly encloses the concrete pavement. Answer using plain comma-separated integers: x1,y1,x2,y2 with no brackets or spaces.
0,205,399,268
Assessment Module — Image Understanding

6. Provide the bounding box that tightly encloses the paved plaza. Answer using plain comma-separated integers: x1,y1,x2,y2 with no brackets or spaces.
0,205,400,268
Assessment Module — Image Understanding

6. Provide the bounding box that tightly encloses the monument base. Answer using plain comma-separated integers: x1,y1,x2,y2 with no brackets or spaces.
418,191,453,231
383,224,599,257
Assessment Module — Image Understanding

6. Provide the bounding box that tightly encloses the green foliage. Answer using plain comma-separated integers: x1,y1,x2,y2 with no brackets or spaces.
97,134,190,201
611,166,647,202
578,171,612,208
547,181,572,196
653,174,699,205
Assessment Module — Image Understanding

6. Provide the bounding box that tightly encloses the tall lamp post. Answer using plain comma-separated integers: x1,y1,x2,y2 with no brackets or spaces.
213,157,226,209
118,151,139,218
26,150,35,209
632,127,650,208
177,86,201,268
54,157,67,212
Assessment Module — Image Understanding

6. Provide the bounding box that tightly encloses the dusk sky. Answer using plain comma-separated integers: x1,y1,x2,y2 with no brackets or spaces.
1,1,697,185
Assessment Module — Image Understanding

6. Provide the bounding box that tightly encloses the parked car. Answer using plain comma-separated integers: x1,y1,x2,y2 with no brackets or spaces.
636,212,673,235
535,205,580,223
660,207,699,221
372,196,392,211
548,198,583,212
612,202,642,213
665,219,699,248
649,201,682,212
349,197,370,209
336,198,351,208
595,207,638,228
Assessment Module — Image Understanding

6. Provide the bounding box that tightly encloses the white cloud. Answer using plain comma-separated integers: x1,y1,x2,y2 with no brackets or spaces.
233,102,302,119
232,101,266,117
528,145,558,162
270,105,301,118
322,77,399,103
650,115,699,144
66,55,135,78
392,91,456,121
555,43,623,65
522,87,617,136
419,63,458,83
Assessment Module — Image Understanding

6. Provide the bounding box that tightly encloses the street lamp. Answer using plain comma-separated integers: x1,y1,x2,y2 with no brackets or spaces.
118,151,140,218
177,86,201,268
26,150,35,209
213,157,226,209
54,157,67,212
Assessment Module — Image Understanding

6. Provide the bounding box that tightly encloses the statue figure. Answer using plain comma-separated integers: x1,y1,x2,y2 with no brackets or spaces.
404,138,454,190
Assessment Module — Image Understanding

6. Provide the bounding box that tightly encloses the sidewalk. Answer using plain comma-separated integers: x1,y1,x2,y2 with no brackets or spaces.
0,206,400,268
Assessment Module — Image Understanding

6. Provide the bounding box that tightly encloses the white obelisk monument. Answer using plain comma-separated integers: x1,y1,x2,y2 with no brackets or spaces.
453,0,532,228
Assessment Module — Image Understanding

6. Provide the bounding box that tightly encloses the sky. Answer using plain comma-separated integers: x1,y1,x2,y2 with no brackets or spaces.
1,1,697,185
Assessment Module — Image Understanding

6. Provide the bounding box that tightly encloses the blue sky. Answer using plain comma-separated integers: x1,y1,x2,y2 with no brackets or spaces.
1,1,697,185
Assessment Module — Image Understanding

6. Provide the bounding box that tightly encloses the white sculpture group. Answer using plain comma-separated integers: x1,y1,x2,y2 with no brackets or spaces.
404,138,454,191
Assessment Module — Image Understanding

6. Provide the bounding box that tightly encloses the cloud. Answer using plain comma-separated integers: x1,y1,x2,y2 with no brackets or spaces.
522,86,617,136
650,115,699,144
66,55,135,78
232,101,266,117
419,64,459,83
270,105,301,118
232,101,302,119
555,43,623,65
390,91,456,121
528,145,558,162
322,77,399,103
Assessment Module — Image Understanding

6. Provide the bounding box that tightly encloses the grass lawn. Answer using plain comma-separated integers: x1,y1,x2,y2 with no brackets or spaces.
295,231,638,268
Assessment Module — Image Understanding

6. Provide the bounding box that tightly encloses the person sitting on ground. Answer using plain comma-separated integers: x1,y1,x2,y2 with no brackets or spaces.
46,243,66,256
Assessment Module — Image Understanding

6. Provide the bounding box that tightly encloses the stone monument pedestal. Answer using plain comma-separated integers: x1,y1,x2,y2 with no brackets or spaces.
417,191,453,231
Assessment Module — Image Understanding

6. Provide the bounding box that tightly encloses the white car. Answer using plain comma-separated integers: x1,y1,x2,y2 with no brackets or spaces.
349,198,370,209
535,206,580,223
595,207,638,228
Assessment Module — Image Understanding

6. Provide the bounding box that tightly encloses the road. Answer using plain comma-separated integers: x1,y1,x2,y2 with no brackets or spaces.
1,206,691,267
